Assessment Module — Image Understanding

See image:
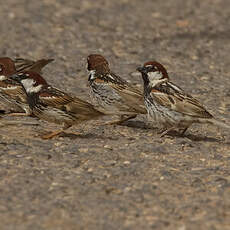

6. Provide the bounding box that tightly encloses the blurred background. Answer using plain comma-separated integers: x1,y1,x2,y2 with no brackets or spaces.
1,0,230,108
0,0,230,229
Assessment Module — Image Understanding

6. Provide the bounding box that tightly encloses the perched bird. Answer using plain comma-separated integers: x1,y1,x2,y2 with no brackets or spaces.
137,61,230,136
87,54,146,125
0,57,53,115
11,71,105,139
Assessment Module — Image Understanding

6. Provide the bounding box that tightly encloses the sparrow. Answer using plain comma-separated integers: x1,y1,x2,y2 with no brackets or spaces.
87,54,146,125
11,71,105,139
0,57,53,115
137,61,230,136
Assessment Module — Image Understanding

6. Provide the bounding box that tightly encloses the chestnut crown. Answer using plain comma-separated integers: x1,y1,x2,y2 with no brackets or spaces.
137,61,169,79
0,57,16,76
87,54,110,72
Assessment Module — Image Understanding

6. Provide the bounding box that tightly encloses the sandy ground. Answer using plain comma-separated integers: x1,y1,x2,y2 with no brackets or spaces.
0,0,230,229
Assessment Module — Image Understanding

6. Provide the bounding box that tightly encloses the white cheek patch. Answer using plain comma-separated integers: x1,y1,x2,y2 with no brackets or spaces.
0,75,7,81
88,70,96,80
147,71,163,87
108,74,115,81
21,78,35,90
147,71,162,80
28,84,43,93
21,78,42,93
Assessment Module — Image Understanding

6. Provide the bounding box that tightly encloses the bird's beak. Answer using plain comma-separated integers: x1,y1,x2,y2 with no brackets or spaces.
10,74,20,82
136,66,146,73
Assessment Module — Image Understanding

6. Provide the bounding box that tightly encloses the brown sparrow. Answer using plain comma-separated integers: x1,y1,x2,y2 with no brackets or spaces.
87,54,146,125
137,61,230,136
11,71,105,139
0,57,53,115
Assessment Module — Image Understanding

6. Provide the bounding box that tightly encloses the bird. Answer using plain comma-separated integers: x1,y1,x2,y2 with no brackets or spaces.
0,57,53,115
10,71,105,139
87,54,146,125
137,61,230,136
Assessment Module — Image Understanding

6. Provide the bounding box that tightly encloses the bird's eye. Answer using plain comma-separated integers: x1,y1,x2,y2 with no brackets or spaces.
149,66,156,72
145,65,156,72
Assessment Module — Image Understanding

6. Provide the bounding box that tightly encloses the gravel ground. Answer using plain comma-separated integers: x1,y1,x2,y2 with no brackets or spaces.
0,0,230,229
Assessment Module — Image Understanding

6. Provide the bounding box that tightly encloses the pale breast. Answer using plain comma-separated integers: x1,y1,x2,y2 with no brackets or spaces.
145,96,190,128
89,82,130,113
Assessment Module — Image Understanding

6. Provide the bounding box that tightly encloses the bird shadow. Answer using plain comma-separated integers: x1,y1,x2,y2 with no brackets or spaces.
167,131,222,143
117,119,228,143
58,131,119,140
56,132,99,139
120,120,151,130
115,121,222,143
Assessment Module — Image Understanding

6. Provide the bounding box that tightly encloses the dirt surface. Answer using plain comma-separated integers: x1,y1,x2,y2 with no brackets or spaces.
0,0,230,229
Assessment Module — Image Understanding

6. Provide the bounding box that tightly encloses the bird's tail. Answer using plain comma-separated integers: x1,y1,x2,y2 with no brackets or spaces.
14,58,54,74
0,120,39,126
200,118,230,130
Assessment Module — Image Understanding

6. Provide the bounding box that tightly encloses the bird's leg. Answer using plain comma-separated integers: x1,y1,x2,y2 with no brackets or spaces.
7,113,29,116
158,126,175,137
104,115,137,125
42,130,65,139
180,127,188,136
41,124,71,139
62,124,83,136
41,124,81,139
119,115,137,124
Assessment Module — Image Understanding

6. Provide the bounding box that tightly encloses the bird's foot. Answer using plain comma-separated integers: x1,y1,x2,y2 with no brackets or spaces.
41,130,64,139
41,130,82,139
103,115,137,126
7,112,31,117
158,127,175,137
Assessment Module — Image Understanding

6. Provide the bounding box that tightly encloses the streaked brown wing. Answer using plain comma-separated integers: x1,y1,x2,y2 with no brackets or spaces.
93,72,146,114
39,86,74,107
65,98,103,117
151,83,213,118
108,72,144,100
108,73,146,114
39,86,103,118
0,80,27,103
14,58,35,72
14,58,54,74
111,82,146,114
